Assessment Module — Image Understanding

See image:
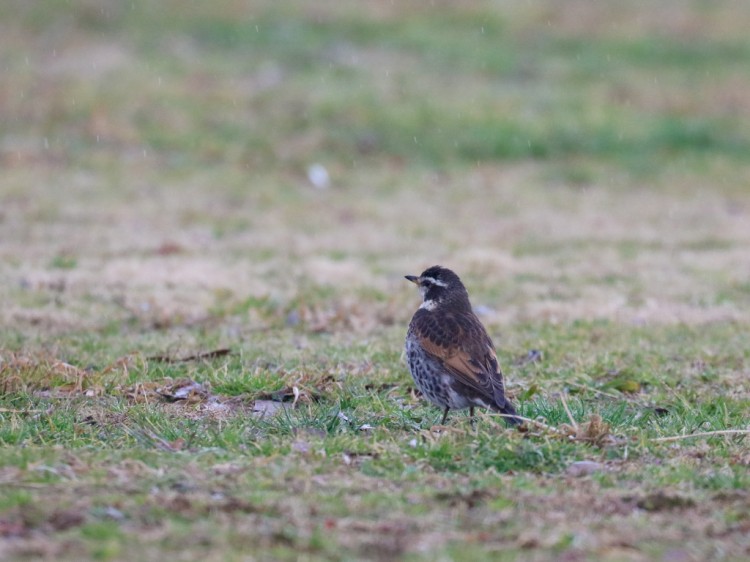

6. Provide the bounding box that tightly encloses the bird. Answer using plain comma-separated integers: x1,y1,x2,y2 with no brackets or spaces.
405,265,521,426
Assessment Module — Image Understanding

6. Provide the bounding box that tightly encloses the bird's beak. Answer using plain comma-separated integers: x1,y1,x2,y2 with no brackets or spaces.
405,275,419,284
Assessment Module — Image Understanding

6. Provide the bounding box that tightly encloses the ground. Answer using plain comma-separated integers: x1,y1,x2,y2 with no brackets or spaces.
1,1,749,561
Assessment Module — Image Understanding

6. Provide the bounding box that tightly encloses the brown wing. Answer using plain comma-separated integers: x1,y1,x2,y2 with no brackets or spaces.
410,309,508,408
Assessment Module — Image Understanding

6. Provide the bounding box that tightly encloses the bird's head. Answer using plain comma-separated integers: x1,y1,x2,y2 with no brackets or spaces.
405,266,469,310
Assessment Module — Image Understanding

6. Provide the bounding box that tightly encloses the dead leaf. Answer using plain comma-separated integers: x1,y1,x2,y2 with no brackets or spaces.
364,383,399,392
155,241,184,256
157,379,210,403
434,489,493,508
124,380,162,403
635,492,696,511
212,463,247,476
519,383,540,401
217,497,257,514
46,509,85,532
0,518,28,538
256,385,323,404
560,414,613,446
579,414,612,445
167,438,185,451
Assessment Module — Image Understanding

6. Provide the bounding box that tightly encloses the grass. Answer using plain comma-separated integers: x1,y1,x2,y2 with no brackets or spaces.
2,0,750,560
1,322,748,560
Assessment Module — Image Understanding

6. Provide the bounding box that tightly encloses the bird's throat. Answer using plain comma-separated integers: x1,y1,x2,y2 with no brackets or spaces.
419,299,437,311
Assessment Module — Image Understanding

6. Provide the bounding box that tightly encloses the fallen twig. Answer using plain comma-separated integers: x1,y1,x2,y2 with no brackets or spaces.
559,393,579,430
651,429,750,443
0,408,45,413
148,348,232,363
496,414,565,434
566,381,623,400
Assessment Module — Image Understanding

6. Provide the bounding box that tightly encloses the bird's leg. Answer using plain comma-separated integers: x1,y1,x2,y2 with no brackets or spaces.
440,407,450,425
469,406,476,429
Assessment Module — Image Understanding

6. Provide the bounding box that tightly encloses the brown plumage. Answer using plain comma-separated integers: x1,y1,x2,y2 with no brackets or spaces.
405,266,521,426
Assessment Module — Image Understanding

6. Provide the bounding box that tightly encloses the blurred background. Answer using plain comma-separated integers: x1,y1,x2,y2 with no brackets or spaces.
2,0,750,350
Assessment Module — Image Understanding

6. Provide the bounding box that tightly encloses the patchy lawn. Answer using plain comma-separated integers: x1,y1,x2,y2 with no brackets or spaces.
1,1,749,560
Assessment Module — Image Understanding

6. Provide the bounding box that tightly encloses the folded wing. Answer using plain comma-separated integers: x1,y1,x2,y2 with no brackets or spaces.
412,310,509,409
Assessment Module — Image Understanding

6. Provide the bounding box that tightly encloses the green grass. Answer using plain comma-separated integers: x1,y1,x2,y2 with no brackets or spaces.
4,1,750,174
3,317,744,561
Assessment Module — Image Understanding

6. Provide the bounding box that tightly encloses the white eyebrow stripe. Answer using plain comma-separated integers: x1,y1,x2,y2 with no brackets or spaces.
422,276,448,287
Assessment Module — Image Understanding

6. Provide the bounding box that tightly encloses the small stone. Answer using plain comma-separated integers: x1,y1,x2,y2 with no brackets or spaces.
102,506,125,521
252,400,287,417
292,440,310,454
566,460,604,477
285,310,301,326
307,163,330,189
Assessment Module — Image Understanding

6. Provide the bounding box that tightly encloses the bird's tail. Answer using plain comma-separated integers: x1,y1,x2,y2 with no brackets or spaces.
490,378,523,426
497,401,523,426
